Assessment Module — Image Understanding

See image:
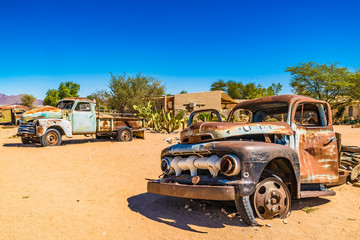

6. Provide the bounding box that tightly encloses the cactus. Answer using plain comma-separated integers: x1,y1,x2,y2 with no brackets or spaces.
133,101,185,133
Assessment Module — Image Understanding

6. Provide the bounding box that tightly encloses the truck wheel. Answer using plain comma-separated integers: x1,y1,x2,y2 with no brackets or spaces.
235,196,258,226
253,177,291,219
236,177,291,225
117,127,133,142
40,129,62,147
21,137,31,145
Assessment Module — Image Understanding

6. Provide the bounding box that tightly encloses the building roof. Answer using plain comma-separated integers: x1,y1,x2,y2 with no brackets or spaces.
220,92,238,105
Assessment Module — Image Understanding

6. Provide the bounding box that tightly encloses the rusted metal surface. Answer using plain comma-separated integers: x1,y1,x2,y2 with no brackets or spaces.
181,122,293,144
97,118,144,132
147,181,236,201
290,100,339,184
229,94,327,116
62,97,93,101
188,109,222,126
0,105,29,125
0,105,29,111
36,119,73,137
161,140,301,197
21,106,62,123
299,189,336,198
253,177,291,219
295,125,339,183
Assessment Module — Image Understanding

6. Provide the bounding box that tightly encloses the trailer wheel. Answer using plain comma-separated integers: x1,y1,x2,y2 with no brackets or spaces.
21,137,31,145
236,176,291,225
117,127,133,142
40,129,62,147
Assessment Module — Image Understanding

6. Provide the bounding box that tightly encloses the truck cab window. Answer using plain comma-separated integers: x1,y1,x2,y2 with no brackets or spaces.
229,109,252,123
75,102,91,111
56,101,74,110
294,103,325,126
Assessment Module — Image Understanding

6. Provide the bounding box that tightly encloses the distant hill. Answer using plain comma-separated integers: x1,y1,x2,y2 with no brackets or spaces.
0,93,43,106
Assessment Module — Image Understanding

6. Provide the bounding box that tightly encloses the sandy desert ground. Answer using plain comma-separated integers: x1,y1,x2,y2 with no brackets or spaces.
0,125,360,240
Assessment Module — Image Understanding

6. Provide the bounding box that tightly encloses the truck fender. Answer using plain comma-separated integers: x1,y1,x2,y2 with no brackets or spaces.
35,119,73,137
208,141,301,197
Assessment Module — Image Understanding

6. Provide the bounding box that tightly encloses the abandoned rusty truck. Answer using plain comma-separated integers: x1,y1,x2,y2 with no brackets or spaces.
147,95,343,225
17,97,144,146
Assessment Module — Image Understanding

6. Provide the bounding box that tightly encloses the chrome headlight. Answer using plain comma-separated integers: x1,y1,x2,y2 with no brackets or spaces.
220,154,241,176
161,157,174,175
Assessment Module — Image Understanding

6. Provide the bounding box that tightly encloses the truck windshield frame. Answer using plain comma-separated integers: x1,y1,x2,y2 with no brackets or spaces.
227,102,289,123
56,100,75,110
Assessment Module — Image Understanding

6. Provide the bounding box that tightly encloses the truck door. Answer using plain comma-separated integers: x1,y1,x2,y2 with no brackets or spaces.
72,102,96,134
291,102,338,184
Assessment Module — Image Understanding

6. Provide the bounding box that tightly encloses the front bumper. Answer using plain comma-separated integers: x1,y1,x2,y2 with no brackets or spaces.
147,181,236,201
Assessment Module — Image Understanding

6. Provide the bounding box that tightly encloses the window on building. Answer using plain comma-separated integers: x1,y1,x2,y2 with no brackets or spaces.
349,106,353,118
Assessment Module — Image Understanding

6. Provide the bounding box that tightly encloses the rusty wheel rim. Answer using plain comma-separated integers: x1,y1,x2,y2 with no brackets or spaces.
46,132,58,146
121,130,131,141
253,177,290,219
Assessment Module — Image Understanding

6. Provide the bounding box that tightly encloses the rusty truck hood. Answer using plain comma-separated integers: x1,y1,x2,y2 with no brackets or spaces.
21,106,63,123
180,122,293,144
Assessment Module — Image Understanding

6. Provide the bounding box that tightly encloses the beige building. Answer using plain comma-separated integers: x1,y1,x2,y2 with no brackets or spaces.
344,101,360,119
155,91,238,112
331,100,360,120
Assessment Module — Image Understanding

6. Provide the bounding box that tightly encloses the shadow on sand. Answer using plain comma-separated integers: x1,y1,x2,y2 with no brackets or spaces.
127,192,247,233
2,138,107,148
128,192,332,233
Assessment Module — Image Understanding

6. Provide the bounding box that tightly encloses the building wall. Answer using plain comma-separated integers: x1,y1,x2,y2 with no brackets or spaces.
332,103,360,120
174,91,222,111
345,104,360,119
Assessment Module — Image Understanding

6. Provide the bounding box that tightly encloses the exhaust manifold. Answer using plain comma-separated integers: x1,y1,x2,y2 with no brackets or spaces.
161,154,241,177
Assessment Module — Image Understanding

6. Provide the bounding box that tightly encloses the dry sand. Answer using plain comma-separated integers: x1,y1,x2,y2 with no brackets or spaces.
0,125,360,239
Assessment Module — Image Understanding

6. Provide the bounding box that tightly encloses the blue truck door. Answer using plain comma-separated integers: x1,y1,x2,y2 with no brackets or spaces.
72,102,96,133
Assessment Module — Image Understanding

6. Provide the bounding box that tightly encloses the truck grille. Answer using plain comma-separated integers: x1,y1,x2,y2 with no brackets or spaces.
18,122,36,135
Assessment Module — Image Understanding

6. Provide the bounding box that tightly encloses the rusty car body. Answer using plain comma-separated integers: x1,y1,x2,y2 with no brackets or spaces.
147,95,340,225
17,97,144,146
0,105,29,125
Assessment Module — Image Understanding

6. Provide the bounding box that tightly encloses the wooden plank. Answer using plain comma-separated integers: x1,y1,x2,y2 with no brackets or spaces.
342,145,360,153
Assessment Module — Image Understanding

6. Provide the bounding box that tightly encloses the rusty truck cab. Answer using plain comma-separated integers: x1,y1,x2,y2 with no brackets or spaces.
227,95,339,185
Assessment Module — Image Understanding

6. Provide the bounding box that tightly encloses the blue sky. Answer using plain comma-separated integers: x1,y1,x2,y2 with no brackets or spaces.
0,0,359,99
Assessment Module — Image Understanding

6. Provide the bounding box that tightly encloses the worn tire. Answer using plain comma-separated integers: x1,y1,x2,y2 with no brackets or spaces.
21,137,31,145
96,134,105,140
40,129,62,147
116,127,133,142
235,196,258,226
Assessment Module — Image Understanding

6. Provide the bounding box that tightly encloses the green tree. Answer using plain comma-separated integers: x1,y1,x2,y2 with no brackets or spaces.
43,81,80,106
210,79,227,91
43,89,60,106
58,82,80,99
210,80,282,99
109,72,165,112
20,94,36,109
286,62,353,107
87,90,110,106
179,90,188,94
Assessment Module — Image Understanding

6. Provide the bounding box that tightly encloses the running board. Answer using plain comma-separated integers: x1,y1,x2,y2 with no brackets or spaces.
300,189,336,198
300,183,336,198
